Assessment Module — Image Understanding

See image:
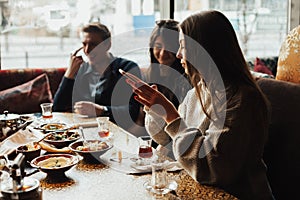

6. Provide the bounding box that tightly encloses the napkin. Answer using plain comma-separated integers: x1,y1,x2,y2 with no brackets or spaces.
99,147,183,174
71,121,98,128
0,128,43,156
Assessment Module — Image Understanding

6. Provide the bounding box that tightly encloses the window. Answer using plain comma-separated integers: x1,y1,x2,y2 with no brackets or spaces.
0,0,298,69
174,0,288,59
0,0,162,69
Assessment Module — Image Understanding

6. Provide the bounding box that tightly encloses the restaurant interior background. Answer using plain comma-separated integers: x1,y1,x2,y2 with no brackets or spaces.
0,0,299,70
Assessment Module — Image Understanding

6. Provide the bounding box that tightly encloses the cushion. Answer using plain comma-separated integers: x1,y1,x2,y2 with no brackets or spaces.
254,57,274,76
0,73,53,114
276,25,300,84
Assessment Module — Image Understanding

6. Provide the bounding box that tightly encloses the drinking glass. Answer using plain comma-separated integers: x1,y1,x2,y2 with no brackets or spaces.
40,103,53,119
143,158,178,196
96,117,111,140
138,136,153,165
151,159,168,195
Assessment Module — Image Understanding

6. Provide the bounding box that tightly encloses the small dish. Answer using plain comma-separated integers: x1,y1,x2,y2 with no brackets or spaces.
143,180,178,195
30,154,79,177
130,160,152,172
37,123,69,132
69,140,113,163
130,159,182,173
16,143,41,162
43,130,81,148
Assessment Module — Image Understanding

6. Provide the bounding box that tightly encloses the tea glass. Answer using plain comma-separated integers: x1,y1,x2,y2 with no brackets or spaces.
96,117,111,141
40,103,53,119
137,136,153,165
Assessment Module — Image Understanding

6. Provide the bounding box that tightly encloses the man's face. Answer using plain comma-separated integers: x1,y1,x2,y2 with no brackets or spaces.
82,32,108,66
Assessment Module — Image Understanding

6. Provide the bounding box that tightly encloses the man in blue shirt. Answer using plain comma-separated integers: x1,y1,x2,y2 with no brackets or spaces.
53,22,142,130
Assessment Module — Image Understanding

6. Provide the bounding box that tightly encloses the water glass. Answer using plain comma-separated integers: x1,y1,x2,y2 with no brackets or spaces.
151,159,168,195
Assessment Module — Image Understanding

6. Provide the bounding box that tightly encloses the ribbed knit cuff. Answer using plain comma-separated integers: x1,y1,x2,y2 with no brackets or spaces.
165,117,187,139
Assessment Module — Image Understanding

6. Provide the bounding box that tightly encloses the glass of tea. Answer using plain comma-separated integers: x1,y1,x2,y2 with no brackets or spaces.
138,136,153,165
97,117,110,140
40,103,53,119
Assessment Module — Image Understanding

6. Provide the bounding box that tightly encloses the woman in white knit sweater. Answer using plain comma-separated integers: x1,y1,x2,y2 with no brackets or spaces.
126,10,274,200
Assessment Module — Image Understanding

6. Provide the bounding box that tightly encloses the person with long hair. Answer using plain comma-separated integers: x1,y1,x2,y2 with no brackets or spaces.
126,10,274,199
145,19,191,108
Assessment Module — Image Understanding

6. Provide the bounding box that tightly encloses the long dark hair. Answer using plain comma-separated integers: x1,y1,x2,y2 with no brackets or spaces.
180,10,269,121
146,19,184,82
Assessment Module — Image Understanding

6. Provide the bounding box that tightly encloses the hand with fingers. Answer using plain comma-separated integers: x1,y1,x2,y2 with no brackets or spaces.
122,70,180,123
65,47,84,79
74,101,106,117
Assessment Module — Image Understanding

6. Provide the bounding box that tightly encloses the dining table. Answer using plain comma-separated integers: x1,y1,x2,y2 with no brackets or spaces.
0,112,238,200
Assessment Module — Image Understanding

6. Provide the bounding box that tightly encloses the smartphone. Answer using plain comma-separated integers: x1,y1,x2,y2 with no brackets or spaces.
119,69,148,85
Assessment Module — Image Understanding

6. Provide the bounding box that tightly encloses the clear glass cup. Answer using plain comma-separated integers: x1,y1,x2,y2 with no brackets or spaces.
138,136,153,165
96,117,111,140
151,159,168,195
40,103,53,119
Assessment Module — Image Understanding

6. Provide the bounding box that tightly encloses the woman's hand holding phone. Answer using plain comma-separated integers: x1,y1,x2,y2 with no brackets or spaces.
119,69,180,123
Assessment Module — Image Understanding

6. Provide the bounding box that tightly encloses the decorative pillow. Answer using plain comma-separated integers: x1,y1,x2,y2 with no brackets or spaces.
254,57,274,76
0,73,53,114
277,25,300,84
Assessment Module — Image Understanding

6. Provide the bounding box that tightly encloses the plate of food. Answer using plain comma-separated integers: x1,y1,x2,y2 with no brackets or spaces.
69,140,113,163
37,123,69,132
43,130,81,148
16,142,41,162
30,154,79,176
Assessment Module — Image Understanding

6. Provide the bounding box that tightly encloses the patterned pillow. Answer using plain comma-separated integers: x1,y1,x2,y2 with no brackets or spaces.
277,25,300,84
0,73,53,114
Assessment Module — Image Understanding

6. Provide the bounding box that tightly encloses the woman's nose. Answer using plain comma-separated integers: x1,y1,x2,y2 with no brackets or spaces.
159,48,167,57
176,49,182,59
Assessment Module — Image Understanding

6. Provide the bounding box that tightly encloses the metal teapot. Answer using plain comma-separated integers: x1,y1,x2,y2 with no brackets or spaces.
0,153,43,200
0,111,32,141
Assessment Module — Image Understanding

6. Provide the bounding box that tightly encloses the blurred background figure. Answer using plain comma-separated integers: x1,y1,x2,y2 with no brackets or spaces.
53,22,142,131
145,19,191,109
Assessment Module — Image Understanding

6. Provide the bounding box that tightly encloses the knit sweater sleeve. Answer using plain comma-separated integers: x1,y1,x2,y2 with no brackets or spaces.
144,108,171,146
165,86,268,187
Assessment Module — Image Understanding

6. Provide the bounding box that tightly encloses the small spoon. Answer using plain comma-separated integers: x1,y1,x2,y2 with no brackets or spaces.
33,133,52,144
33,132,52,147
79,126,88,146
3,154,11,167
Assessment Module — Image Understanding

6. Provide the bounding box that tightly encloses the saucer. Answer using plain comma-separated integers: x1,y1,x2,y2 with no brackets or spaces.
143,180,178,195
131,159,182,173
130,161,152,172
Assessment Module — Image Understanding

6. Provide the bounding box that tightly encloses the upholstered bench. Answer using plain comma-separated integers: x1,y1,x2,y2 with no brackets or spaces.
257,78,300,199
0,68,66,114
